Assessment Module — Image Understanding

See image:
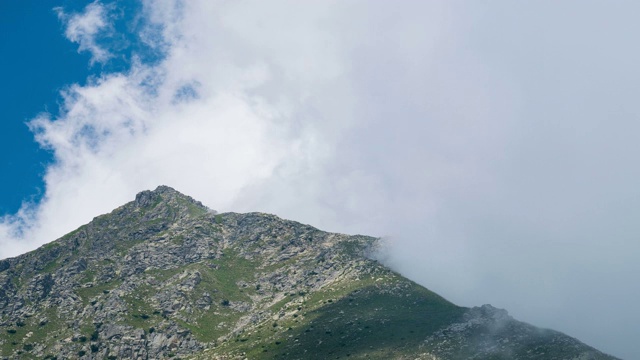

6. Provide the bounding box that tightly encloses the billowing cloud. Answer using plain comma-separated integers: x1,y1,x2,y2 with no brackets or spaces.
55,1,113,64
1,1,639,358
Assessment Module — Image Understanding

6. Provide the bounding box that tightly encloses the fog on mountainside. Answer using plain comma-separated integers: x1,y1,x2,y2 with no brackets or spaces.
0,2,638,359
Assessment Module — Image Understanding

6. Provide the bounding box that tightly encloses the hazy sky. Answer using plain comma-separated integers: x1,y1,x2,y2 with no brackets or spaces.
1,1,639,358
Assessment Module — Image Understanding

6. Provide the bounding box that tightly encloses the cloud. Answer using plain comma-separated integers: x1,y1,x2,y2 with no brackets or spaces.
55,1,113,64
1,1,639,358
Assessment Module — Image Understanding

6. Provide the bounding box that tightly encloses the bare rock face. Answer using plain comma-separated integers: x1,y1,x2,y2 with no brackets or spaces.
0,186,619,359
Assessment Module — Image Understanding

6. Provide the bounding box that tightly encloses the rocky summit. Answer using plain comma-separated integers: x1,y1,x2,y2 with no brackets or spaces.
0,186,618,359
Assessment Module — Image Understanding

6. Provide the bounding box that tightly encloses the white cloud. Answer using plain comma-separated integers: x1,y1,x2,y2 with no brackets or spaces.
1,1,640,358
55,1,113,64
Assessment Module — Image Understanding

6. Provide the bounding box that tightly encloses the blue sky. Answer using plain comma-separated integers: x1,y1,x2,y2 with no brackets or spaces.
1,1,639,358
1,0,88,214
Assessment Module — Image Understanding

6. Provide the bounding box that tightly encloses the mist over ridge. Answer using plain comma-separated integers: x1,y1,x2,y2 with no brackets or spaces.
1,1,639,358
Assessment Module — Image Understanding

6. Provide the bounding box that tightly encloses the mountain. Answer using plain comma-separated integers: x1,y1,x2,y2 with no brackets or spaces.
0,186,618,359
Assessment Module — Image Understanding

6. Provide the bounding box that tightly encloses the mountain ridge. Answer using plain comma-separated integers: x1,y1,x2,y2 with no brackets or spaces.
0,186,619,359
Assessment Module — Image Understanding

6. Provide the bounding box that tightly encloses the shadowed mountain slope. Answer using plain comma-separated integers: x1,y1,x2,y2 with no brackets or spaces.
0,186,618,359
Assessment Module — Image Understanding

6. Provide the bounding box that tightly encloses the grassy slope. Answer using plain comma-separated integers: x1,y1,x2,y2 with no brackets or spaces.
188,258,465,360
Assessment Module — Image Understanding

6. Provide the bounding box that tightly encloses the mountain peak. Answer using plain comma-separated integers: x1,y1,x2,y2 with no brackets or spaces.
148,184,181,196
132,185,211,218
0,189,618,359
134,185,199,206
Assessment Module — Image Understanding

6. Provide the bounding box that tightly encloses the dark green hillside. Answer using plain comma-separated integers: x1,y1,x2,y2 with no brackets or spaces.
0,186,619,359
